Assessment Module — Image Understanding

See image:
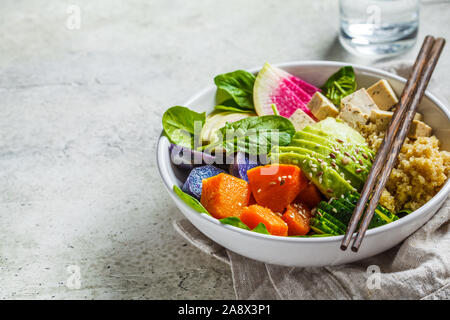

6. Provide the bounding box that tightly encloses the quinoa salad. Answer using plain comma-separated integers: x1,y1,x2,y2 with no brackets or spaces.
162,64,449,237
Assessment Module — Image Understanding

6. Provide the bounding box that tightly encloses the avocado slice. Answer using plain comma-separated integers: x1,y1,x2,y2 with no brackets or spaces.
305,117,367,145
279,143,367,190
272,152,356,199
293,130,373,168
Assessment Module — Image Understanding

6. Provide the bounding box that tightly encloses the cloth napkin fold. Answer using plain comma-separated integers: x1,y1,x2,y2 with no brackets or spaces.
173,61,450,300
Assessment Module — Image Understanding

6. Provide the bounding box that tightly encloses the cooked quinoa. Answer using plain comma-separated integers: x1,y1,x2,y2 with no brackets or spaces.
358,122,450,212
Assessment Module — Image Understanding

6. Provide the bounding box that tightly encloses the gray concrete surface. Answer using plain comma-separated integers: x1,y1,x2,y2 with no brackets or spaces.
0,0,449,299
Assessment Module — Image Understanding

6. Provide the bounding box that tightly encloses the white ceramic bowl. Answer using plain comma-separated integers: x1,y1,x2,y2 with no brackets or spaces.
157,61,450,267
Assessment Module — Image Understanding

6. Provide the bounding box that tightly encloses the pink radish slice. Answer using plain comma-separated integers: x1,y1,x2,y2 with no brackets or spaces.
253,62,318,119
279,76,313,105
270,81,318,120
274,66,321,97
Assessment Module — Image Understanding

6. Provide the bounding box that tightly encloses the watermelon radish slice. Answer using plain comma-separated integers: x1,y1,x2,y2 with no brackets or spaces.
253,63,319,119
273,67,320,97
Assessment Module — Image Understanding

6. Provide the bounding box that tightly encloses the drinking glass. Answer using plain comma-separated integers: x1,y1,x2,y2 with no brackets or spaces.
339,0,420,57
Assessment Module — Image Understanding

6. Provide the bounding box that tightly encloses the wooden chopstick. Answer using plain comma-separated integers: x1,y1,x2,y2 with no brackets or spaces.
351,37,446,252
340,35,436,251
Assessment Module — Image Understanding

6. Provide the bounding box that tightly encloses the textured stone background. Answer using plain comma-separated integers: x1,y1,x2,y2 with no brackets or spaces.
0,0,449,299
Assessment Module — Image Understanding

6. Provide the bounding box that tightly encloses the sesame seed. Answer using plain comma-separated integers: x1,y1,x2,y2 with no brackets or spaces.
359,159,364,165
336,138,344,143
327,189,334,193
257,188,262,193
329,152,336,159
356,168,362,173
288,175,292,179
362,153,368,159
317,171,323,177
332,208,338,213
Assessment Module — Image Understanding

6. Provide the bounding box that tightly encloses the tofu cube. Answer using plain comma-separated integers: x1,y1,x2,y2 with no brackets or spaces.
339,104,370,129
408,120,432,139
369,109,423,131
339,89,379,129
289,108,316,132
341,88,379,114
307,92,339,121
367,79,399,110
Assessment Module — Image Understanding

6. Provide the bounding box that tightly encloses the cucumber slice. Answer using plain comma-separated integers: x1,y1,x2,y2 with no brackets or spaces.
310,218,342,236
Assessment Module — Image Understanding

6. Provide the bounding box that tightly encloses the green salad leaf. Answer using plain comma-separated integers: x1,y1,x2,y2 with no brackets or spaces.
201,115,295,155
219,217,250,230
220,217,270,235
162,106,206,148
252,223,270,235
173,185,210,215
214,105,255,114
214,70,256,111
321,66,357,106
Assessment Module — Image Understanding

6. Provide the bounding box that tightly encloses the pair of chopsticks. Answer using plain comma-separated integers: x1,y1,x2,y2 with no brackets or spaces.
341,35,446,253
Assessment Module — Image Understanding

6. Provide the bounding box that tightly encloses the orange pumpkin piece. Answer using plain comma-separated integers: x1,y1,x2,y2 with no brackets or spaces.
295,182,323,209
282,202,312,236
248,193,257,205
200,173,250,219
247,164,308,213
241,205,288,236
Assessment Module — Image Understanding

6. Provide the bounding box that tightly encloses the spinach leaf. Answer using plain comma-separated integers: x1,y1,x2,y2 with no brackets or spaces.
219,217,250,230
162,106,206,148
173,185,210,215
214,70,256,111
220,218,270,235
202,115,295,155
321,66,357,106
252,223,270,235
214,105,255,114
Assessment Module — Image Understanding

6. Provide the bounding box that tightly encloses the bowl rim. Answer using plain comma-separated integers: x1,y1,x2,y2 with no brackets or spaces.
157,60,450,244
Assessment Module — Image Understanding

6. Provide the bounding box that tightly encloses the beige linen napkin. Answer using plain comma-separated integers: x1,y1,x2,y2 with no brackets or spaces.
173,62,450,300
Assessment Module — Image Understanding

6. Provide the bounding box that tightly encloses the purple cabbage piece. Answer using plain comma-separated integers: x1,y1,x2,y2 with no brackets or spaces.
169,144,216,170
182,165,225,199
229,152,260,182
